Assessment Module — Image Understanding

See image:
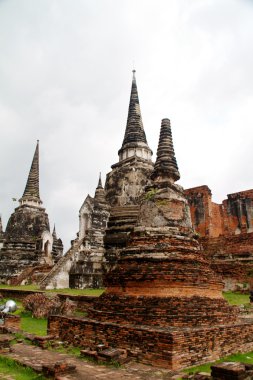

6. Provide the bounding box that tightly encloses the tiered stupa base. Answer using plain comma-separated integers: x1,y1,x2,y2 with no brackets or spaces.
89,226,238,328
48,314,253,369
48,224,253,369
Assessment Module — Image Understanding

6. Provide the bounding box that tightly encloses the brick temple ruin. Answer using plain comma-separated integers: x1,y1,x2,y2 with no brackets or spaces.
41,71,253,292
0,141,63,284
48,75,253,368
185,186,253,290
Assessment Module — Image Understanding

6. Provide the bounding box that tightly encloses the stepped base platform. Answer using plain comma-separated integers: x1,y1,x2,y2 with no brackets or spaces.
0,341,178,379
48,315,253,370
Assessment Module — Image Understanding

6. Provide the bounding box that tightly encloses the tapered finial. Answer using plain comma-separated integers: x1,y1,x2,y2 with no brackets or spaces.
19,141,42,204
97,172,103,189
52,224,57,239
151,118,180,183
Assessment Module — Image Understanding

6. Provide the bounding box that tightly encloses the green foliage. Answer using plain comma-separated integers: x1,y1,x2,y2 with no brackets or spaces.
144,188,157,200
0,356,46,379
223,291,250,306
51,344,81,357
155,199,167,206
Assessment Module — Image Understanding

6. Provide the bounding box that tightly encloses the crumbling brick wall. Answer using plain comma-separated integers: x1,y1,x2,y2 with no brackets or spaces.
185,187,253,289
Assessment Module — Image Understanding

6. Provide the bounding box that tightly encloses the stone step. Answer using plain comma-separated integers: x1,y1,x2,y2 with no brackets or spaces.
107,219,138,228
1,342,163,379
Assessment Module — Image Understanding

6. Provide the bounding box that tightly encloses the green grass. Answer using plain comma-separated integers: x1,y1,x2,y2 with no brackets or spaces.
0,356,47,379
20,312,47,336
47,288,104,296
223,291,250,306
183,351,253,376
0,285,40,291
13,305,47,336
0,285,104,296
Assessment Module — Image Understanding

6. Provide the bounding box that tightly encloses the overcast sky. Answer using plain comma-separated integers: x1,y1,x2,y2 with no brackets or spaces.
0,0,253,249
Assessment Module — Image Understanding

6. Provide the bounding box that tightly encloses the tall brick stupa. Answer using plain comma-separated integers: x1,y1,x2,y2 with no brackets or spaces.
0,141,63,284
48,74,253,369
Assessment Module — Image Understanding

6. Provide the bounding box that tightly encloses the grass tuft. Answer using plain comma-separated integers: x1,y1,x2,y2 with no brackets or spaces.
223,291,250,306
0,356,47,379
184,351,253,376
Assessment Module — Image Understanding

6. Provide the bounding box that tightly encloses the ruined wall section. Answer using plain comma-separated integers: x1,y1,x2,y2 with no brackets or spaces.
185,187,253,289
184,186,223,238
222,190,253,235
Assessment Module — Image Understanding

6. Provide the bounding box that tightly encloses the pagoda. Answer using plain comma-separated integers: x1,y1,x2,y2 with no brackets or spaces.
48,75,253,369
0,141,63,284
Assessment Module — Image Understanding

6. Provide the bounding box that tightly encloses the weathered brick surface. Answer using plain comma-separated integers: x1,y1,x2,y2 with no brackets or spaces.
211,362,253,380
48,315,253,370
0,288,96,312
89,294,238,327
0,313,21,329
48,183,253,370
185,186,253,289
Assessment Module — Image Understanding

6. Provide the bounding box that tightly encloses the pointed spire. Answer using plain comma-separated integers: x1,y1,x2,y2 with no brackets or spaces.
151,118,180,183
118,71,152,161
0,215,3,236
97,172,103,189
52,224,57,240
19,141,42,205
94,173,107,205
122,70,147,146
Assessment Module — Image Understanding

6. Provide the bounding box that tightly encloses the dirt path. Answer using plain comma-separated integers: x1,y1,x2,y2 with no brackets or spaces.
2,343,180,380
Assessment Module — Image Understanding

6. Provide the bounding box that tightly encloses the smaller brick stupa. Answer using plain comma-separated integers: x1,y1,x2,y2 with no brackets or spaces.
0,141,63,284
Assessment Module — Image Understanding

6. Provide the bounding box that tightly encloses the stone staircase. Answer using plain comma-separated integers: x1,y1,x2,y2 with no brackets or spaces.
39,240,83,290
104,205,139,248
10,265,52,286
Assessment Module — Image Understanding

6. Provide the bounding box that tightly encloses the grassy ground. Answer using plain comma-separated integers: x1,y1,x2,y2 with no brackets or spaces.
9,300,48,336
222,291,250,306
0,356,46,379
0,289,251,379
0,284,104,296
20,312,47,336
183,351,253,376
48,288,104,296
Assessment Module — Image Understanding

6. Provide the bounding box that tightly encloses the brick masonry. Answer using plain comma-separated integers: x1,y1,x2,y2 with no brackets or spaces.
48,315,253,370
185,186,253,290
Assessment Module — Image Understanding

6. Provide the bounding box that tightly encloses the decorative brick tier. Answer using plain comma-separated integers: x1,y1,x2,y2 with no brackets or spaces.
48,315,253,370
89,223,237,328
89,294,238,327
